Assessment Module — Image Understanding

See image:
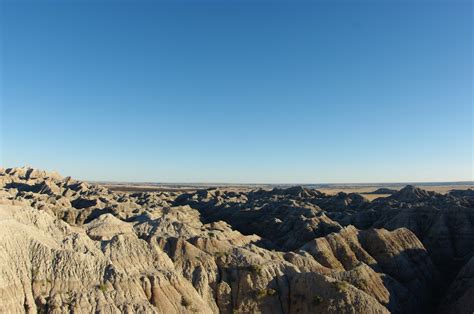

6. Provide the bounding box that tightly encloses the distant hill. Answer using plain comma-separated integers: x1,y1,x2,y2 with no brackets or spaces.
363,188,398,195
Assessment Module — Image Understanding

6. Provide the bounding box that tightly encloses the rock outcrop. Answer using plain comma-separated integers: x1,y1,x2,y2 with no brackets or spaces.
325,185,474,280
439,257,474,314
364,188,398,195
0,167,472,313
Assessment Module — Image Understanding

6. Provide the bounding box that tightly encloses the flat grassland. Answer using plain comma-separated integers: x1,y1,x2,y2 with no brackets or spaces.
101,182,473,202
318,184,473,200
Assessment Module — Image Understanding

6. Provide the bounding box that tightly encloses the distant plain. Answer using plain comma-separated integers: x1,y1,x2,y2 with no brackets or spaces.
100,182,474,201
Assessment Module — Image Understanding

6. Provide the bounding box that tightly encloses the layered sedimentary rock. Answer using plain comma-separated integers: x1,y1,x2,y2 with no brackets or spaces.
326,185,474,278
0,167,472,313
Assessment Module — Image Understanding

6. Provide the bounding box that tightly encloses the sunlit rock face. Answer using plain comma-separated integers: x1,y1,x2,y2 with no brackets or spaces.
0,167,472,313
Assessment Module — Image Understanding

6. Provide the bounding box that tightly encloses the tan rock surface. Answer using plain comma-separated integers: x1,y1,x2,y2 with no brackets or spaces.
0,167,470,313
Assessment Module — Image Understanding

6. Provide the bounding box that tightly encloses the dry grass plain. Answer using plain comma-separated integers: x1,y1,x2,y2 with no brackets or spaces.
102,182,473,202
318,184,473,201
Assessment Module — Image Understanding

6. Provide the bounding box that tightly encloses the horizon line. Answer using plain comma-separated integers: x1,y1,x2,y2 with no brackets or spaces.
88,180,474,186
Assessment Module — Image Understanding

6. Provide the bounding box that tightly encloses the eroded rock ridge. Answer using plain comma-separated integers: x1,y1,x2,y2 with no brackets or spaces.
0,167,472,313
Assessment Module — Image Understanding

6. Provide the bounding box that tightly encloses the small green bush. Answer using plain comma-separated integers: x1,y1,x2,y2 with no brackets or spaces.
255,288,278,299
334,281,349,292
215,251,226,258
181,296,192,307
250,264,263,275
98,284,107,293
267,288,277,296
255,289,267,299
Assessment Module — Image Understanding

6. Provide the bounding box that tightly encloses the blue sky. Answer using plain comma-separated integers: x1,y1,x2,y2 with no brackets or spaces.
1,0,472,183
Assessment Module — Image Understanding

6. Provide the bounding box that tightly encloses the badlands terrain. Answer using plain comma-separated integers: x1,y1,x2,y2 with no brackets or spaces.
0,167,473,313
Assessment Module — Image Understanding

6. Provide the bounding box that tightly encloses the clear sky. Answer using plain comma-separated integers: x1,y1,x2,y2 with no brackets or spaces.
1,0,472,183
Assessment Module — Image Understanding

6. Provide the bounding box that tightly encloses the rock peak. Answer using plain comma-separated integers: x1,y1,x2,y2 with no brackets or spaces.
391,185,431,201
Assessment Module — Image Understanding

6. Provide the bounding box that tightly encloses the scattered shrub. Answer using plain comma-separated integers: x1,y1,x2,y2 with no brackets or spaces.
181,296,192,307
254,288,278,299
255,289,267,299
334,281,349,292
215,251,226,258
267,288,277,296
98,284,107,293
250,264,263,275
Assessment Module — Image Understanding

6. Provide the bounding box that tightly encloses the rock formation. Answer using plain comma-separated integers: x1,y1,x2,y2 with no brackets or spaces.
0,167,472,313
364,188,398,195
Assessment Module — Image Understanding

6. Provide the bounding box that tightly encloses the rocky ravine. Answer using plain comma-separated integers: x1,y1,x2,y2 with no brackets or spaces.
0,167,472,313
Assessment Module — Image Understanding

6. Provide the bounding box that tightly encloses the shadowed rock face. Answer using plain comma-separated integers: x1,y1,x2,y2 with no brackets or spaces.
0,167,472,313
439,257,474,314
175,188,343,251
323,185,474,280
